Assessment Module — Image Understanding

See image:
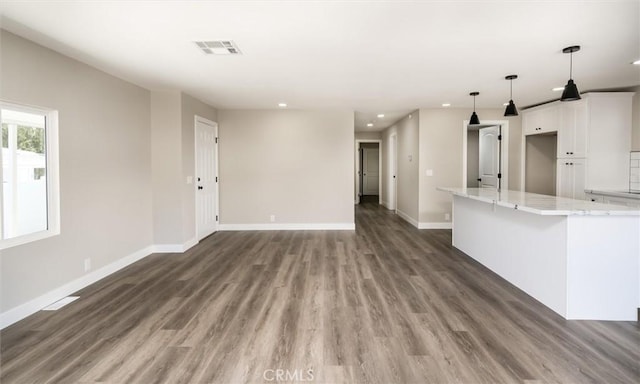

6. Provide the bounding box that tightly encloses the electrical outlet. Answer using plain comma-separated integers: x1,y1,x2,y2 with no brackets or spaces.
270,215,276,222
445,213,451,221
84,258,91,272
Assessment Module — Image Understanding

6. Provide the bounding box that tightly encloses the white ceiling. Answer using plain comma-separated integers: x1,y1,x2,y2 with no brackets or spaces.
1,1,639,132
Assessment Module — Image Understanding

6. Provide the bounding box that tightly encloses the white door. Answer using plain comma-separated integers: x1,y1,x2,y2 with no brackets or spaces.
389,134,397,211
195,117,218,240
478,126,500,188
362,147,379,195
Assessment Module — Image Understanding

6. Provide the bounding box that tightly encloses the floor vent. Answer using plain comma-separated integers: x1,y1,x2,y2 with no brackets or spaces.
42,296,80,311
195,40,242,55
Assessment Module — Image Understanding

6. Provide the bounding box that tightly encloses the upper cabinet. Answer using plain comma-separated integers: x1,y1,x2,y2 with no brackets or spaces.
557,100,587,158
523,104,559,135
522,92,634,197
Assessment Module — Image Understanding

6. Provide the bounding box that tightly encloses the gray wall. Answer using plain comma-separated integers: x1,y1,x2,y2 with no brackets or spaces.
217,110,354,225
418,108,522,224
180,93,218,242
0,30,153,312
631,86,640,151
466,129,479,187
525,134,557,195
151,91,183,244
355,131,382,140
381,112,419,222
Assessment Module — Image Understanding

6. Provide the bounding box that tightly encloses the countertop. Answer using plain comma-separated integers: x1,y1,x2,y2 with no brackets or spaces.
585,189,640,200
437,187,640,216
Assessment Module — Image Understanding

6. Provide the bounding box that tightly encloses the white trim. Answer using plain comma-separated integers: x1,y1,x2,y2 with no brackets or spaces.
219,223,355,231
151,237,198,253
0,245,154,329
396,209,419,228
418,222,453,229
0,103,60,250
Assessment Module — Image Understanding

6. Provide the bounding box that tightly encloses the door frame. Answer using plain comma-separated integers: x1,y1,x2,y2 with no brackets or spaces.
388,133,398,211
461,120,509,190
354,139,382,205
194,115,220,241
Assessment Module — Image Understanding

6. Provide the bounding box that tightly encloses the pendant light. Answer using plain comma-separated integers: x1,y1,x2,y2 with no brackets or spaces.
560,45,581,101
469,92,480,125
504,75,519,116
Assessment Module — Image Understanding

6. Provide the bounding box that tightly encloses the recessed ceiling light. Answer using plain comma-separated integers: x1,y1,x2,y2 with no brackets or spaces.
377,114,385,118
278,103,287,107
633,59,640,65
367,123,373,127
442,103,451,107
552,87,565,92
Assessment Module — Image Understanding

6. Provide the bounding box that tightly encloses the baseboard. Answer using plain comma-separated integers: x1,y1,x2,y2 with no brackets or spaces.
151,237,198,253
396,210,419,228
418,222,453,229
0,245,154,330
219,223,356,231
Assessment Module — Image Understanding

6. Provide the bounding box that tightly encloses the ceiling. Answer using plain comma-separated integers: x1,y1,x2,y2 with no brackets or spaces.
1,1,639,132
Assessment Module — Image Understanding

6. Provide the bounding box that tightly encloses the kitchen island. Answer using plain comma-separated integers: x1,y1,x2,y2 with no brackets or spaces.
438,187,640,321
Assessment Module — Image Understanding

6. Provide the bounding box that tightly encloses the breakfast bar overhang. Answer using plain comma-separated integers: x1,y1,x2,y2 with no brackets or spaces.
438,187,640,321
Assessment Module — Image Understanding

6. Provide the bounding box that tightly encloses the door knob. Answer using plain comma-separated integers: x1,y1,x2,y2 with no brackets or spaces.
198,186,203,190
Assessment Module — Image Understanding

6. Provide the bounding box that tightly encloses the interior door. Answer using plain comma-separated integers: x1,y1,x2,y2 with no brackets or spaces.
362,147,379,195
478,126,500,188
195,117,218,240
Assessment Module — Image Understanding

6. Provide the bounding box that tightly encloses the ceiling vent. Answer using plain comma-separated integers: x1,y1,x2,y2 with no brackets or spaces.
195,40,242,55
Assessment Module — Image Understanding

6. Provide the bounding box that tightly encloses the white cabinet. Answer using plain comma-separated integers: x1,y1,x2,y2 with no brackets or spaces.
523,105,559,135
585,192,604,203
557,158,586,200
522,92,634,199
557,100,587,158
584,93,633,191
603,195,640,208
585,190,640,208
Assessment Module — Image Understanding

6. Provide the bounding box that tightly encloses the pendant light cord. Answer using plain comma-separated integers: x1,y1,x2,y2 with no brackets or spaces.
569,51,573,80
510,79,513,99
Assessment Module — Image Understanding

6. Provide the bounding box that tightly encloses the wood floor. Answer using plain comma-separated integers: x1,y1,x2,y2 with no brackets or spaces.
1,202,638,383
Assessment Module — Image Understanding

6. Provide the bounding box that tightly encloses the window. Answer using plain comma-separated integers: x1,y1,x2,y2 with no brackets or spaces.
1,102,59,249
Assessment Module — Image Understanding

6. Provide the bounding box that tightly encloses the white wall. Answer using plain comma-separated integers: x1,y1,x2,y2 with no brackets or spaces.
0,30,153,313
418,108,522,225
217,110,354,228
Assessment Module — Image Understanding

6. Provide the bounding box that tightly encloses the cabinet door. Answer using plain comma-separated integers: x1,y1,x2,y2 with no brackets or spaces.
558,100,587,158
557,161,574,198
523,105,559,135
556,158,586,200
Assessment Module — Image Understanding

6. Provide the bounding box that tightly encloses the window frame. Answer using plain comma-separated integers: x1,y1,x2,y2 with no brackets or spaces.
0,101,60,250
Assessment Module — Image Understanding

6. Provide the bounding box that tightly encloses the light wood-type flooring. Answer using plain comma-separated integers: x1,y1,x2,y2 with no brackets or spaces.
1,202,639,383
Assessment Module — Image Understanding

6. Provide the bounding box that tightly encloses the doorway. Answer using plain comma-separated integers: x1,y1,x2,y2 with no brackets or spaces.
462,120,509,190
355,140,382,204
195,116,219,240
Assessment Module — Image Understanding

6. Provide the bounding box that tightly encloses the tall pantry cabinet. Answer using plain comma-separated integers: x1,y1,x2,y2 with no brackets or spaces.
522,92,634,200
